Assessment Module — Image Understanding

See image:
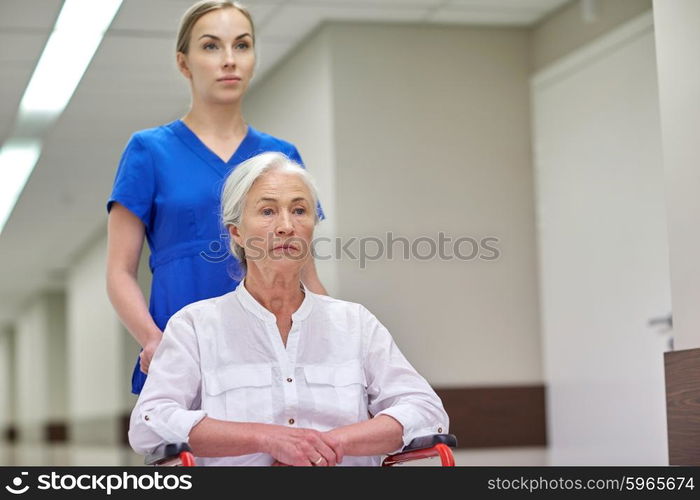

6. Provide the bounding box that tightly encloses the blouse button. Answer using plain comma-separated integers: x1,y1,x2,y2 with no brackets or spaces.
288,418,295,425
437,427,443,433
144,415,150,421
286,377,293,383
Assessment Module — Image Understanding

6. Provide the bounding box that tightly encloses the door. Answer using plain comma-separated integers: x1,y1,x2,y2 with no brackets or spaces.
532,13,671,465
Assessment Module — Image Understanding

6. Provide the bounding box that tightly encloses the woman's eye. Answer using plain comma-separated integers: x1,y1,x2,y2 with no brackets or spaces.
203,42,217,50
235,42,250,50
262,208,274,216
293,208,306,215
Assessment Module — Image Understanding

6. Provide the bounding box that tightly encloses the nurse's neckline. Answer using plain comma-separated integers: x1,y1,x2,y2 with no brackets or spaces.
177,118,250,164
177,117,249,142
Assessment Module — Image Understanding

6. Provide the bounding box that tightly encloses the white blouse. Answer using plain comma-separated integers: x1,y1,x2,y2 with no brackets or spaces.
128,280,449,466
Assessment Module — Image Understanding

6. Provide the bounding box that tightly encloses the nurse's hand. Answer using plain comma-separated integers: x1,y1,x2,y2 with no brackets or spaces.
139,335,162,373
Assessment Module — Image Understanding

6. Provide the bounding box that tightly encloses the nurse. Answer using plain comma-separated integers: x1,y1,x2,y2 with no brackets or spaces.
106,0,326,395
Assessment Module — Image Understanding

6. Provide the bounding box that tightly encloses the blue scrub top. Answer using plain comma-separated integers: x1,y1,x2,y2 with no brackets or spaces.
107,119,324,394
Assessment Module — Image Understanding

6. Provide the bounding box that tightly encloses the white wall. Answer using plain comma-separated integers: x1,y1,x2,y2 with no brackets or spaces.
11,293,66,464
15,299,49,429
653,0,700,352
533,0,653,71
66,232,125,423
533,12,670,465
0,328,13,428
45,293,67,422
329,23,542,386
0,328,12,464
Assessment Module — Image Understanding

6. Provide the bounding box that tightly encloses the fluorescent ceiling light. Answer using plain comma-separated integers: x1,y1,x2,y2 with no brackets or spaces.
19,0,123,116
0,140,42,234
0,0,122,236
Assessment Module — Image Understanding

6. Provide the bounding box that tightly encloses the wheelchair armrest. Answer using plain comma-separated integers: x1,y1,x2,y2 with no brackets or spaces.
382,434,458,466
145,443,193,466
402,433,458,452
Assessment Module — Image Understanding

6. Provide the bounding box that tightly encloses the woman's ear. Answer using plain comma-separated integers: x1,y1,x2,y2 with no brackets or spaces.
228,224,242,247
176,52,192,79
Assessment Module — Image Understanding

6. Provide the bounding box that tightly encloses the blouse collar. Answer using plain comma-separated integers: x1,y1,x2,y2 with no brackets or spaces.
235,278,314,323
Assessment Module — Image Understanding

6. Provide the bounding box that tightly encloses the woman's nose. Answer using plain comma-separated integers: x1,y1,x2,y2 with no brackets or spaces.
223,48,236,68
276,212,293,235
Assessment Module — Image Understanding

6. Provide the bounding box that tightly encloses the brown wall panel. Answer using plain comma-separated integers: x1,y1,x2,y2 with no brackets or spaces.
436,385,547,448
665,347,700,465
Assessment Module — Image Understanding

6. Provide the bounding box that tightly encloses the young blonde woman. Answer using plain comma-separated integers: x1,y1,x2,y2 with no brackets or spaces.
106,1,326,395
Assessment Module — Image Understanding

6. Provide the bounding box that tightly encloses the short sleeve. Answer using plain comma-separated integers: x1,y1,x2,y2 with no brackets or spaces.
107,134,156,229
289,145,326,221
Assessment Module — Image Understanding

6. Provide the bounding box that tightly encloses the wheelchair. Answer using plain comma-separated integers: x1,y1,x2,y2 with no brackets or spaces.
145,433,458,467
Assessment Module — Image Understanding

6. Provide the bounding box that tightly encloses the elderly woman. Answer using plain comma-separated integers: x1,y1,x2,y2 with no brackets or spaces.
128,153,449,466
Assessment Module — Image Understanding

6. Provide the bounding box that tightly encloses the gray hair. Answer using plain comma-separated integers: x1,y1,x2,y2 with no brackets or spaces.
221,152,320,274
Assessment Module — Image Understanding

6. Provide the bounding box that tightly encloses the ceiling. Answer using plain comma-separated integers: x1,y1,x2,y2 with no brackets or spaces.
0,0,571,326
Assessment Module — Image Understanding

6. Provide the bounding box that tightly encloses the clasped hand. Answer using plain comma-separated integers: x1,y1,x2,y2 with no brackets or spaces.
263,426,343,466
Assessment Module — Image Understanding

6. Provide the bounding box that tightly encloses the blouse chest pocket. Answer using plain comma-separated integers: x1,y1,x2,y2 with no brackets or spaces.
203,364,273,424
304,361,367,428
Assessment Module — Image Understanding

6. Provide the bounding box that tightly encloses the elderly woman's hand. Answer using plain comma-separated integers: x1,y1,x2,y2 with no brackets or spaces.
261,426,344,466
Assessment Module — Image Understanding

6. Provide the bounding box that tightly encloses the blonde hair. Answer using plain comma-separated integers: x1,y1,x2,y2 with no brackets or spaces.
176,1,255,54
221,153,320,275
